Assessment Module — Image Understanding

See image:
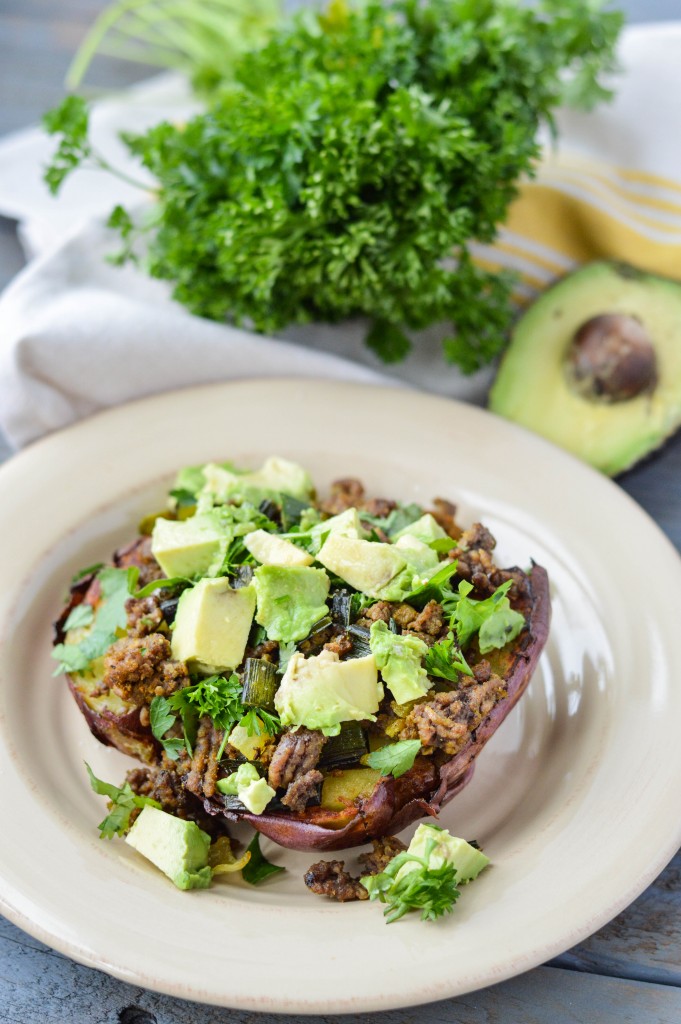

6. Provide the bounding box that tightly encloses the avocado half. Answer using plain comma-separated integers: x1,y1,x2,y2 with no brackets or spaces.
489,262,681,476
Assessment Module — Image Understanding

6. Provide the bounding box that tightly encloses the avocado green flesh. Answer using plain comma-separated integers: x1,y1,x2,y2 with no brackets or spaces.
489,262,681,475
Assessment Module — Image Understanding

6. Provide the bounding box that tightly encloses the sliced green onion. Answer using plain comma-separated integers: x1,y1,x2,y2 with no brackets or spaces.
319,722,368,769
241,659,278,710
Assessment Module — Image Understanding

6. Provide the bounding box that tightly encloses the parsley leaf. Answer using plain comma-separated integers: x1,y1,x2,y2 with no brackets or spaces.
277,640,297,676
45,1,621,373
42,96,92,195
52,565,139,676
360,503,423,538
85,763,160,839
425,632,473,682
242,833,285,885
166,674,245,758
63,604,95,631
149,696,186,761
71,562,104,584
366,739,421,779
361,835,460,923
239,708,281,737
403,560,460,604
447,580,526,653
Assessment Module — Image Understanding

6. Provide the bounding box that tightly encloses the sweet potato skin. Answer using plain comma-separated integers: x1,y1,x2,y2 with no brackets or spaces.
55,573,160,764
56,556,550,850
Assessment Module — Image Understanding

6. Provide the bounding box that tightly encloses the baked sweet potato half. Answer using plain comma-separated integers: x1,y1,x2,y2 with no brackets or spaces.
53,466,551,855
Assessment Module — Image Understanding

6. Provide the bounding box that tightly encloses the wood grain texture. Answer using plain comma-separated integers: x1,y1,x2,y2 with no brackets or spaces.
1,913,680,1024
0,2,680,1022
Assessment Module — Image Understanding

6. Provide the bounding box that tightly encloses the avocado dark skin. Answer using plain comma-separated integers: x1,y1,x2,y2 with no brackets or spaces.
489,261,681,476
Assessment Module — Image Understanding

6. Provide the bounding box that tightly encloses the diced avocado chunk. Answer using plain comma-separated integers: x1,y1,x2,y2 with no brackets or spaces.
227,719,271,761
396,824,490,884
393,513,448,545
171,577,255,673
125,805,212,890
244,529,313,568
316,534,406,598
216,763,275,815
394,535,439,574
151,513,228,579
369,620,430,704
252,565,330,643
308,507,369,553
200,456,314,505
275,650,383,735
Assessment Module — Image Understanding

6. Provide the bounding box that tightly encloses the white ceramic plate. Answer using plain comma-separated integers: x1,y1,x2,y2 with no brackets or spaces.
1,380,680,1014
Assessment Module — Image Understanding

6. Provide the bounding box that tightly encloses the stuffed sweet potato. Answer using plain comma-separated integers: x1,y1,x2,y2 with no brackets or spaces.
53,459,550,855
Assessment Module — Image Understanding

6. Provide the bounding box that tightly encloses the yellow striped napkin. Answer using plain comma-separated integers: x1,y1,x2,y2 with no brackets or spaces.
472,23,681,305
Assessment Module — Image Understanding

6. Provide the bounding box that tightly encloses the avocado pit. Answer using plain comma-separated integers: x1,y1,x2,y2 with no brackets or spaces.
566,313,657,403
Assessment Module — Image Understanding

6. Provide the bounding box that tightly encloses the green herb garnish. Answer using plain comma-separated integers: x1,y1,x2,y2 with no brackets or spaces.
62,604,95,631
52,565,139,675
445,579,526,653
239,708,281,737
43,0,622,372
361,834,460,923
149,695,187,761
366,739,421,779
86,763,160,839
424,632,473,682
242,833,285,885
71,562,104,584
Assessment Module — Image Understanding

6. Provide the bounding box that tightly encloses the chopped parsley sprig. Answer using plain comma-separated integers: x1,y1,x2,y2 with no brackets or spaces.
424,632,473,682
86,763,160,839
443,579,526,653
361,834,461,923
42,0,622,373
366,739,421,779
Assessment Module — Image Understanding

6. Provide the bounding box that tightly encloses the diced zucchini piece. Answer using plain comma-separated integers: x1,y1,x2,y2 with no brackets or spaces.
320,768,382,810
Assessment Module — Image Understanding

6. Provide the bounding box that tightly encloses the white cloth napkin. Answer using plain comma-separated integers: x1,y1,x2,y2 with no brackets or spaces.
0,24,679,449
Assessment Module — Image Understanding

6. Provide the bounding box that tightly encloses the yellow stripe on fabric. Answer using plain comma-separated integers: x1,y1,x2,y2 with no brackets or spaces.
541,150,681,216
538,167,681,234
502,184,681,275
494,238,573,276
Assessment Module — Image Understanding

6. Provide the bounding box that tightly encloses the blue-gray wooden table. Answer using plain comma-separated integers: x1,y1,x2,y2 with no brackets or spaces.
1,2,680,1021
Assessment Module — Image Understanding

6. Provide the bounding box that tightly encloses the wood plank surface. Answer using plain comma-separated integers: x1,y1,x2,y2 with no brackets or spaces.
1,913,680,1024
1,2,680,1023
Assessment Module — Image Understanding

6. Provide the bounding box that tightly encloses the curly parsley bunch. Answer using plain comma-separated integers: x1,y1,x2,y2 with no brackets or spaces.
45,0,622,371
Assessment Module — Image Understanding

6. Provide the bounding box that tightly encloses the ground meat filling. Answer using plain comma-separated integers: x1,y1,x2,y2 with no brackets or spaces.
103,633,188,704
114,536,164,588
268,728,327,809
184,717,223,800
399,673,507,755
304,860,369,902
323,632,353,658
126,765,229,838
317,477,396,519
357,599,448,646
357,835,407,875
126,595,163,637
281,769,323,812
429,498,463,542
305,836,407,902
